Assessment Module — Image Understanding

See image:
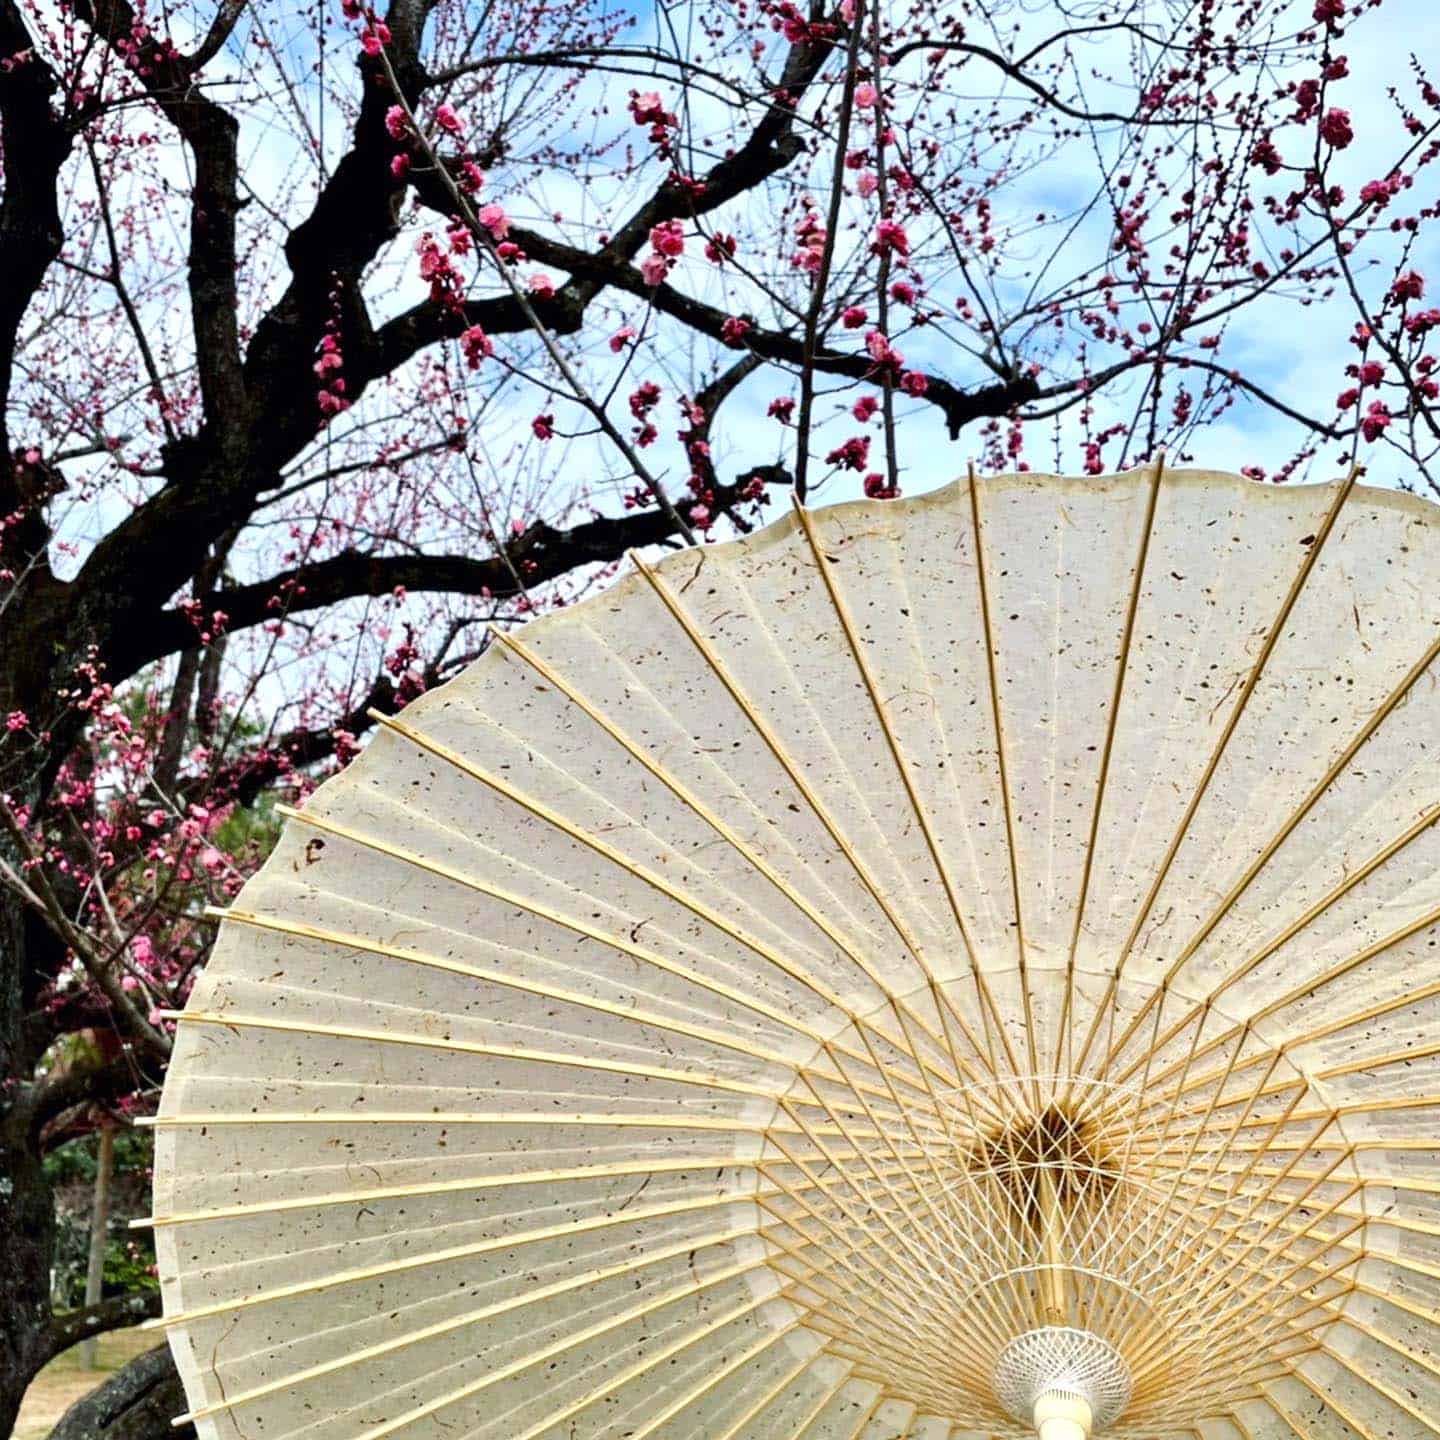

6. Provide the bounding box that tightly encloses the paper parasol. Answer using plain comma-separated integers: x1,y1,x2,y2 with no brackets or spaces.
149,466,1440,1440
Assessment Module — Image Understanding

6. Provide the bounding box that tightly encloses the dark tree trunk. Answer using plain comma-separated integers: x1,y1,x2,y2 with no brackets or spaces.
47,1343,193,1440
0,897,57,1439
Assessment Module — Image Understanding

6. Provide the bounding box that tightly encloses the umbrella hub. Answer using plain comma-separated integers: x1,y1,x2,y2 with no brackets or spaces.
992,1326,1133,1439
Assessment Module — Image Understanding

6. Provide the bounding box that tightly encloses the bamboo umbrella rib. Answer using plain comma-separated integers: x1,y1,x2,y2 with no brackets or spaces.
1073,468,1358,1078
778,1368,859,1440
1056,455,1167,1078
888,1409,921,1440
1100,626,1440,1080
962,464,1037,1083
283,736,971,1102
1136,960,1440,1120
347,1289,810,1440
1111,799,1440,1091
1228,1163,1440,1199
134,1152,747,1229
1354,1279,1440,1332
793,493,1021,1084
1255,1389,1333,1440
1339,1309,1440,1389
625,549,973,1032
140,1110,892,1137
1129,898,1440,1105
1289,1352,1440,1440
829,1390,889,1440
214,836,841,1062
166,1008,778,1103
139,1136,982,1231
162,1007,946,1136
270,777,967,1100
156,1189,762,1330
174,1226,776,1423
184,1277,781,1428
612,1323,808,1440
281,736,907,1069
1167,1132,1440,1154
481,624,975,1094
707,1351,833,1440
206,905,955,1119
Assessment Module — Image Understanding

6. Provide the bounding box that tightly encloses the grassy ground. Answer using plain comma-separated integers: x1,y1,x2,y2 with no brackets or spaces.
15,1327,153,1440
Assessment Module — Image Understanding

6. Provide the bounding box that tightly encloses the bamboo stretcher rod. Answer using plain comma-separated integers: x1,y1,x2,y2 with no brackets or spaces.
769,1098,963,1305
790,1036,970,1270
1142,1288,1354,1391
756,1167,1004,1357
1126,1316,1344,1419
779,1081,983,1305
769,1249,992,1400
764,1225,987,1373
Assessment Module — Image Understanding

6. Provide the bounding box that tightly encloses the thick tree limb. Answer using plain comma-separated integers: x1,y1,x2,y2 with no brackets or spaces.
0,8,72,454
28,1049,162,1136
43,1291,162,1368
47,1340,194,1440
124,478,787,673
0,3,72,686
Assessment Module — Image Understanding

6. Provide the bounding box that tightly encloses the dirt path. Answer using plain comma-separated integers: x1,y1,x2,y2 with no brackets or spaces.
15,1328,154,1440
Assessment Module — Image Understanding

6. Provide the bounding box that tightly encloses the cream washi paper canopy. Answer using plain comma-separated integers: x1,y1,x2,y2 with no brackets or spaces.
148,466,1440,1440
